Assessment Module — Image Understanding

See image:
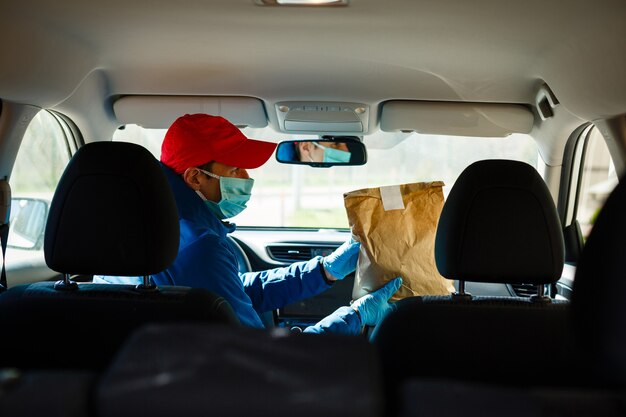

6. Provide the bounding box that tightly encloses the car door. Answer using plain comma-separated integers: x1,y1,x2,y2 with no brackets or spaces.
555,124,619,300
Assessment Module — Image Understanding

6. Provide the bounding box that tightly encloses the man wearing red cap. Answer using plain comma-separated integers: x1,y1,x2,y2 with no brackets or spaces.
149,114,400,334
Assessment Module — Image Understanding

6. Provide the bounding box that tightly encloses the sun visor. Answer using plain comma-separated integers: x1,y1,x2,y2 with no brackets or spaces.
113,96,268,129
380,101,534,137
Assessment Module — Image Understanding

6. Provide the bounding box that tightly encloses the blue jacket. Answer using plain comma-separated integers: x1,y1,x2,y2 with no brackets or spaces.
149,163,361,335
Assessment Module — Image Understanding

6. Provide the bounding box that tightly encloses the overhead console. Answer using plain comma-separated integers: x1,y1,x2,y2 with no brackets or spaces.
380,100,534,137
274,101,370,135
113,96,268,129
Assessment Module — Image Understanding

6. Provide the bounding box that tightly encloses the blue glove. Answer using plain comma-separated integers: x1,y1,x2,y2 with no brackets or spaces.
322,238,360,280
351,277,402,327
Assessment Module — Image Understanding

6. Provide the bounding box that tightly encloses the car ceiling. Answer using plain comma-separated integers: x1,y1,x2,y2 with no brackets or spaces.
1,0,625,130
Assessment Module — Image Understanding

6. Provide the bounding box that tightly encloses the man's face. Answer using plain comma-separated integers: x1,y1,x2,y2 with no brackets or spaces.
185,162,250,202
298,141,350,162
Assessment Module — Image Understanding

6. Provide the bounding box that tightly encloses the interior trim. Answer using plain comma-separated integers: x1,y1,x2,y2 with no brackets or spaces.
113,96,268,129
380,101,534,137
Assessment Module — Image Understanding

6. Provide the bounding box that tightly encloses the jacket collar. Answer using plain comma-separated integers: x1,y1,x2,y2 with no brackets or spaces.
159,163,236,237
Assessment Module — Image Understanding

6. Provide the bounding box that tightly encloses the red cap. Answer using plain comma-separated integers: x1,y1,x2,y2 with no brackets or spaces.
160,114,277,174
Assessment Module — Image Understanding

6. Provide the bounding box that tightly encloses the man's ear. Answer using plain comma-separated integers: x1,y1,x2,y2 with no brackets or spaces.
299,142,313,156
182,167,202,190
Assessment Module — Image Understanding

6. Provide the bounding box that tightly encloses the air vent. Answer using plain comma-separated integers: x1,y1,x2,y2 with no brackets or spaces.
267,246,313,262
267,245,339,263
510,283,538,297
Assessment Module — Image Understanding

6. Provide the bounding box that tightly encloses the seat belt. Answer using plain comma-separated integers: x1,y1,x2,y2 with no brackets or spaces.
1,179,11,291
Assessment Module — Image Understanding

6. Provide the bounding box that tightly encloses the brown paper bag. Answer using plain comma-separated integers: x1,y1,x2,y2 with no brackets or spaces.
344,181,455,302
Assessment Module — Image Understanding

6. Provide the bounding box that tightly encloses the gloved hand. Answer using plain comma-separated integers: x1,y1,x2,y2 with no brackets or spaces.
351,277,402,327
322,238,360,280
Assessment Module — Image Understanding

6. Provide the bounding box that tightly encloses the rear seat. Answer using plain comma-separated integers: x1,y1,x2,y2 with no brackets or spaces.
96,323,383,417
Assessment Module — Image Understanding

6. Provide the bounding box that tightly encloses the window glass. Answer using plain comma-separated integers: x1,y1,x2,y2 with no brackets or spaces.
8,111,72,250
114,125,539,228
10,111,70,195
576,127,618,238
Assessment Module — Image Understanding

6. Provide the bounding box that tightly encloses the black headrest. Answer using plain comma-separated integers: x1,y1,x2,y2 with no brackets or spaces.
44,142,179,276
572,175,625,384
435,159,564,284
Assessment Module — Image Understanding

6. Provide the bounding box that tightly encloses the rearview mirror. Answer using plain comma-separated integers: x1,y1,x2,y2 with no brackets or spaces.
275,136,367,167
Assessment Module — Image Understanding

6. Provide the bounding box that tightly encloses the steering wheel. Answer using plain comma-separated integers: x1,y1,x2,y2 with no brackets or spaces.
227,235,252,274
227,236,276,328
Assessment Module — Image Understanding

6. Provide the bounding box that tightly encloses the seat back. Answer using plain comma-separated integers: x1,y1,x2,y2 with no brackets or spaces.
435,159,564,293
96,324,383,417
373,160,572,400
44,141,179,278
0,142,238,370
390,171,626,416
572,175,626,386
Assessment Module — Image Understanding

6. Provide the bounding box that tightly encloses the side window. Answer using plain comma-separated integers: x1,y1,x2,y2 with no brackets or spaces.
560,125,618,268
557,125,617,297
574,127,617,239
8,110,74,251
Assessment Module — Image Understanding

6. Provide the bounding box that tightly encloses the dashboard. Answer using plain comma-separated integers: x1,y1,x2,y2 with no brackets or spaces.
230,227,537,330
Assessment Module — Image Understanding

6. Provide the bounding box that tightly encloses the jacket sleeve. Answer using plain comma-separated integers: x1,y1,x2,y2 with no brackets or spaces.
303,306,362,335
239,256,332,314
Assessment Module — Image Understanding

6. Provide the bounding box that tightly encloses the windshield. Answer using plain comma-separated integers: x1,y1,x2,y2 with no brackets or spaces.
114,125,539,228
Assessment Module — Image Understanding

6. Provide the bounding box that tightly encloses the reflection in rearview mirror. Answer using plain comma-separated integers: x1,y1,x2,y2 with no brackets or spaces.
275,136,367,167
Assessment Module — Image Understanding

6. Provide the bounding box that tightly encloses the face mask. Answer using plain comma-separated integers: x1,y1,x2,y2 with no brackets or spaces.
196,169,254,219
312,142,351,163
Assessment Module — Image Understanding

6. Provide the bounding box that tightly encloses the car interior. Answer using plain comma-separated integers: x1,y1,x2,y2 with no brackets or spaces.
1,0,625,416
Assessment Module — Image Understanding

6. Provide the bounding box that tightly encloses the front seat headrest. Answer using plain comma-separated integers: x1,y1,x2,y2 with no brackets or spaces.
572,175,625,384
44,142,179,276
435,159,564,285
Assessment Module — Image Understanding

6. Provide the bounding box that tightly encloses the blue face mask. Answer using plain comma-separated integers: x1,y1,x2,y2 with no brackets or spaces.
313,142,351,163
196,169,254,220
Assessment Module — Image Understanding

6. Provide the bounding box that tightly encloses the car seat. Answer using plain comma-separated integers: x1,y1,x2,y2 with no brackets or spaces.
385,167,626,417
373,160,575,402
434,159,564,299
571,172,626,387
96,323,384,417
0,141,239,370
